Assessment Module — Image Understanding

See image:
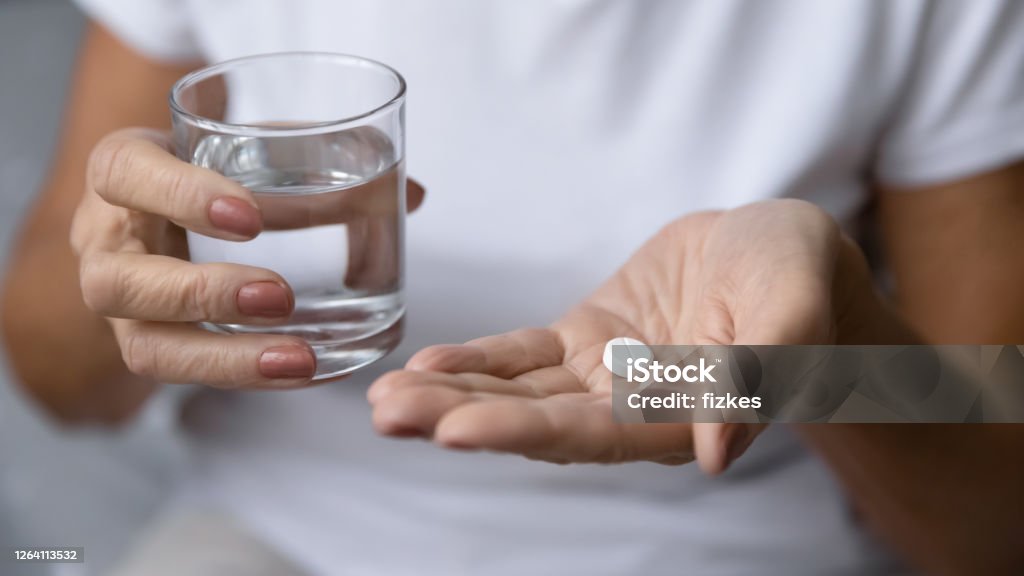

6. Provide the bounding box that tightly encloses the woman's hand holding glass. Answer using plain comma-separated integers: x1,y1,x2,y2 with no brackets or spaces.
71,128,423,389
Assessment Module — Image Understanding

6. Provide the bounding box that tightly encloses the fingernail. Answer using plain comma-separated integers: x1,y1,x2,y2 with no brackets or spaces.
259,346,316,379
209,197,262,238
237,282,292,317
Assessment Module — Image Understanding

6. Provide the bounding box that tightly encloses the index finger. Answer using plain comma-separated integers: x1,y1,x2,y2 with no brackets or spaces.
406,328,565,378
434,396,695,464
88,128,262,240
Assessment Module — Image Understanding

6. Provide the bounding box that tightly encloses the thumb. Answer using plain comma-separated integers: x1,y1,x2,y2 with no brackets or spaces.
693,296,822,476
693,422,768,476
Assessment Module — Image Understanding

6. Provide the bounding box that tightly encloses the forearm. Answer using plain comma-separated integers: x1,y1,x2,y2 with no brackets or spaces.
800,276,1023,575
0,24,197,424
1,177,156,425
798,423,1023,575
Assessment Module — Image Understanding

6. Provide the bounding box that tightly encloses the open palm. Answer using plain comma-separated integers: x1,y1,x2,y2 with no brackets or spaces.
368,200,874,472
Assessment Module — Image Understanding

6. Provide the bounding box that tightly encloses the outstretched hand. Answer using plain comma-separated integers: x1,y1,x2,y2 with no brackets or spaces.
368,200,879,473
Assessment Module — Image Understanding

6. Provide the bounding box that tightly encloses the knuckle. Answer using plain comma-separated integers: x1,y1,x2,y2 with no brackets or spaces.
184,267,216,320
88,136,136,200
185,343,237,388
78,256,116,314
161,166,198,214
119,326,158,378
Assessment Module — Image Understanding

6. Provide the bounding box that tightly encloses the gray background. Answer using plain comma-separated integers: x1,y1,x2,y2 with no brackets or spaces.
0,1,185,574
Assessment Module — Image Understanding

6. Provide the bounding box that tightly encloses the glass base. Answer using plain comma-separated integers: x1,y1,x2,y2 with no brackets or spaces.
310,315,404,381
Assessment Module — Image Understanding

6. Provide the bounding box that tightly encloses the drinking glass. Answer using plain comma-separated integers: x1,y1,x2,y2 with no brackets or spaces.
170,52,407,381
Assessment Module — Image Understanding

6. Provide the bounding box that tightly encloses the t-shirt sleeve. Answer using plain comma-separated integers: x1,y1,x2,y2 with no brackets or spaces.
874,0,1024,188
73,0,203,63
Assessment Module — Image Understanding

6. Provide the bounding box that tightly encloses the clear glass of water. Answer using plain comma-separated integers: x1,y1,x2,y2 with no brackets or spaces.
170,53,407,381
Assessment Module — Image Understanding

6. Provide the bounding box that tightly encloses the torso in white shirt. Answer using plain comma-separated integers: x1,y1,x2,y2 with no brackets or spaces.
71,0,1024,573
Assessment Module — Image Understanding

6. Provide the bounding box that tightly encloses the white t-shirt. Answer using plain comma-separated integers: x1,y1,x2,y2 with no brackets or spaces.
73,1,1024,574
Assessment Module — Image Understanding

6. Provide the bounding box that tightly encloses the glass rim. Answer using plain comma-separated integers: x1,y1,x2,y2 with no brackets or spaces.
169,51,407,137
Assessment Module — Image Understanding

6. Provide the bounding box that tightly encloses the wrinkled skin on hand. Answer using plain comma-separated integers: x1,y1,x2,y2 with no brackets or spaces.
369,199,878,474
